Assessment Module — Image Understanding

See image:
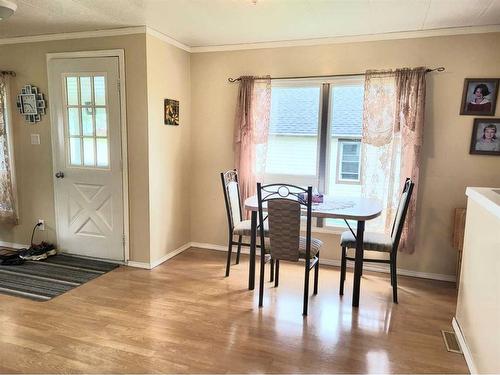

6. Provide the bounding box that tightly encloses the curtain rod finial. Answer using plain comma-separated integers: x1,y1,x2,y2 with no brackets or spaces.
427,66,445,73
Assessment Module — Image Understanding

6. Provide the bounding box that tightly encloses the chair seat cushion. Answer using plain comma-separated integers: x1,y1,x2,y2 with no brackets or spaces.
340,231,393,252
233,220,269,236
298,236,322,259
263,236,322,259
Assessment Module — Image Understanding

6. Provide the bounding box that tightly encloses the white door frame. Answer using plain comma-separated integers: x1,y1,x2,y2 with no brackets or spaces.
46,49,130,262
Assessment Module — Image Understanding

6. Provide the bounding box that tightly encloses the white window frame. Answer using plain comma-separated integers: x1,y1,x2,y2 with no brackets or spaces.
336,138,362,184
263,79,323,187
263,77,364,231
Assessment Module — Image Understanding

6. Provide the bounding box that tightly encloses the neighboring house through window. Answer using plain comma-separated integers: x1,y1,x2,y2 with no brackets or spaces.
337,139,361,183
259,77,363,229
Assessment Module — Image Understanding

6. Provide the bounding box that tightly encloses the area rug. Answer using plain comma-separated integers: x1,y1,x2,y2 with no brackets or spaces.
0,253,119,301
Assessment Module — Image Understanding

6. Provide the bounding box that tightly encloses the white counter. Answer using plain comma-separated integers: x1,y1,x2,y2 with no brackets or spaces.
454,187,500,374
466,187,500,219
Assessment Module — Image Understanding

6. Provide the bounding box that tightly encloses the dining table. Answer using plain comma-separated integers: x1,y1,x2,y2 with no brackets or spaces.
244,194,383,307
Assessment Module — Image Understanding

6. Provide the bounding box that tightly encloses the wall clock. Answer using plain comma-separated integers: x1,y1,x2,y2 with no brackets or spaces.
16,85,46,123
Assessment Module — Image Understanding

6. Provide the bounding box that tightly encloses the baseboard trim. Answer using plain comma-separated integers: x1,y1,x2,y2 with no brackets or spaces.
126,260,151,269
0,241,28,249
452,317,477,374
127,242,191,270
191,242,228,252
150,243,192,269
190,242,456,282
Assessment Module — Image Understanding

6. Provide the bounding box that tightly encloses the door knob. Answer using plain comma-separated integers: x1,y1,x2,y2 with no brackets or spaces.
55,171,65,179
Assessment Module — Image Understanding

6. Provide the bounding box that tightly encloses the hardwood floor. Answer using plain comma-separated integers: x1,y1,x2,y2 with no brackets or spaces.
0,248,467,373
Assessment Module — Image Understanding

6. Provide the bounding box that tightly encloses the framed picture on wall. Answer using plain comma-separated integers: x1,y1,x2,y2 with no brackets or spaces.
469,118,500,155
460,78,499,116
164,98,180,126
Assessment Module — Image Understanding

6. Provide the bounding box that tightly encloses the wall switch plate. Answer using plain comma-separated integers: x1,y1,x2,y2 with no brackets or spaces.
37,219,45,231
30,134,40,145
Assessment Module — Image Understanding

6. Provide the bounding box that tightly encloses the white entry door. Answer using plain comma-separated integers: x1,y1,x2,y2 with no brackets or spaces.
48,57,124,261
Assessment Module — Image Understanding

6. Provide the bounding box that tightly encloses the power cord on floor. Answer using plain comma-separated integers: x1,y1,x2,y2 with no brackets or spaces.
30,222,43,246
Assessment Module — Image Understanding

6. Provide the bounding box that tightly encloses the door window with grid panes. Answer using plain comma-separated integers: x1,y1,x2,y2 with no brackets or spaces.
64,75,109,169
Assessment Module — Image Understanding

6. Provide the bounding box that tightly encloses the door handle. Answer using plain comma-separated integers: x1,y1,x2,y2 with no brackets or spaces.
55,171,65,179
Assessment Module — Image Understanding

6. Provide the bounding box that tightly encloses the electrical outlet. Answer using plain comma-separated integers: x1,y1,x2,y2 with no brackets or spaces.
31,134,41,145
37,219,45,231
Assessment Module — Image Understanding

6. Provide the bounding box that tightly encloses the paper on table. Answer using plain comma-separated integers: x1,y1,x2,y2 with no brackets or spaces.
313,199,356,211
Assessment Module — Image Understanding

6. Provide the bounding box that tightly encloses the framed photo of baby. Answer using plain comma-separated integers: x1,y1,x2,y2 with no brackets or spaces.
460,78,499,116
470,119,500,156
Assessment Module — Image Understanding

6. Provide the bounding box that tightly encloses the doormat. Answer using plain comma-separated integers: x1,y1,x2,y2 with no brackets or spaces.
0,253,119,301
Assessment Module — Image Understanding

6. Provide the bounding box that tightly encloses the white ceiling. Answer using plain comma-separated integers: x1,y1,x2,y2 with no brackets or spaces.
0,0,499,47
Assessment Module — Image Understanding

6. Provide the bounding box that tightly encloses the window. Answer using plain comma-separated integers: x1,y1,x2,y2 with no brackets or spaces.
64,75,110,169
263,84,321,187
262,78,364,228
337,140,361,182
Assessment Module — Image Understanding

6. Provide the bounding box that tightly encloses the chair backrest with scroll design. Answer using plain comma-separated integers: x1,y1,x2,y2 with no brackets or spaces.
257,183,313,262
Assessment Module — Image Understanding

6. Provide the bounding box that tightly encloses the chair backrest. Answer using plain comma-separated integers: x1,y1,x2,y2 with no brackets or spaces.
390,178,415,251
257,183,313,262
220,169,243,231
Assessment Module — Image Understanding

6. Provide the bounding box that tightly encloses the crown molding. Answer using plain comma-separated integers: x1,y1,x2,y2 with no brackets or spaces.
0,25,192,52
0,26,147,45
0,24,499,53
190,24,500,53
145,27,191,52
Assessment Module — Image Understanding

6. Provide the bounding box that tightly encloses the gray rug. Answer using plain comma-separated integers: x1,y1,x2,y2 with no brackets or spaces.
0,254,119,301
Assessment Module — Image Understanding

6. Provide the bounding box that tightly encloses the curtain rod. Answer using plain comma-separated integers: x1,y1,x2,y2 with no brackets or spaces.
227,67,445,83
0,71,16,77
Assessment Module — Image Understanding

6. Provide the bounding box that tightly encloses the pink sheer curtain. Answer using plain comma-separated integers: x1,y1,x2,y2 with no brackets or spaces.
233,76,271,206
361,67,426,253
0,74,18,225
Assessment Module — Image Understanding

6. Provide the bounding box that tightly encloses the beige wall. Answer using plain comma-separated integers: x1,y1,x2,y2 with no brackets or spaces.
0,34,151,262
146,35,191,263
1,30,499,276
190,32,500,277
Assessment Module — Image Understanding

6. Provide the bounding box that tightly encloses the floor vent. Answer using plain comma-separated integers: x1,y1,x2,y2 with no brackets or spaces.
441,330,463,354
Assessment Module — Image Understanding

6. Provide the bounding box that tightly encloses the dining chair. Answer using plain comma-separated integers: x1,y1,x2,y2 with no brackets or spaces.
339,178,415,303
220,169,272,278
257,183,322,316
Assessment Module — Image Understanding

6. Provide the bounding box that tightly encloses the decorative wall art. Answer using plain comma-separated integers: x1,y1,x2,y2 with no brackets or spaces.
16,84,46,123
469,118,500,156
460,78,499,116
164,98,179,126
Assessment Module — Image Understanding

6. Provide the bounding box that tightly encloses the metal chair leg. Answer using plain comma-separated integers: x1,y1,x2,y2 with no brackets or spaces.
270,259,275,282
339,246,347,295
235,235,242,264
390,260,394,286
391,254,398,303
258,247,265,308
303,262,310,316
225,236,233,277
274,260,280,287
313,253,319,295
